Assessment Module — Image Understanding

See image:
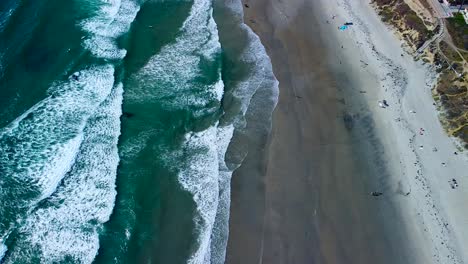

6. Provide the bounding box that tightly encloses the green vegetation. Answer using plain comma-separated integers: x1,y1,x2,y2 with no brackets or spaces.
436,67,468,145
439,41,463,62
441,14,468,146
372,0,433,48
372,0,468,147
446,13,468,50
378,6,394,22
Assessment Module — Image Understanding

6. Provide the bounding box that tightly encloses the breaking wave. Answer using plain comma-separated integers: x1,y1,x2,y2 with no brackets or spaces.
2,84,123,263
80,0,140,59
0,0,279,262
0,65,116,261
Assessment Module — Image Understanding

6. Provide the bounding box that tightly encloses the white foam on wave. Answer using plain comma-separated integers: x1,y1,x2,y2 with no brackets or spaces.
0,8,13,32
0,0,19,33
80,0,140,59
213,78,224,102
125,1,237,262
126,0,222,117
0,240,6,261
224,0,279,118
206,1,279,263
119,129,158,161
233,31,279,118
124,2,230,260
208,125,234,264
175,123,234,264
83,35,127,60
3,84,123,264
0,65,115,247
178,126,219,264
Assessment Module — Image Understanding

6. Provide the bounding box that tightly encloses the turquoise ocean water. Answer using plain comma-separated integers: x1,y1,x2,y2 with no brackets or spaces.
0,0,277,263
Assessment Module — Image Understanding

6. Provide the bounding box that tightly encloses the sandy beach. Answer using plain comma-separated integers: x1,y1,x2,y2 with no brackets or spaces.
226,0,468,263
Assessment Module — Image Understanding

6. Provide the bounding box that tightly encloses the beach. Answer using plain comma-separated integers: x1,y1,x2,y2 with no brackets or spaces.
226,0,468,263
0,0,265,262
0,0,466,262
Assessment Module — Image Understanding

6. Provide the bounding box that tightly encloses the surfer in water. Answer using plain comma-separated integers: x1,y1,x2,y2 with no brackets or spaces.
71,72,80,81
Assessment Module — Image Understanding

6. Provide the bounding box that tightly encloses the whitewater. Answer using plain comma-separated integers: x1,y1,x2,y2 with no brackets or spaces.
0,0,135,261
0,0,278,262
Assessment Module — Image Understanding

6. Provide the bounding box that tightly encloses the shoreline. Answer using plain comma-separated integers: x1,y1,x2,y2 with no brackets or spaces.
226,0,468,263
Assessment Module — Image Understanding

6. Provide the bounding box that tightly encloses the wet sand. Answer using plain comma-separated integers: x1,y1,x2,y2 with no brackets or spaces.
226,0,468,263
226,0,414,263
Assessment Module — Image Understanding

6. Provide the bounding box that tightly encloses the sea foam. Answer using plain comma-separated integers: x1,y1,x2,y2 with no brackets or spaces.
206,0,280,263
170,123,232,264
0,0,18,33
0,65,115,257
208,125,235,264
125,0,222,118
124,0,229,262
2,84,123,263
0,240,6,260
80,0,140,59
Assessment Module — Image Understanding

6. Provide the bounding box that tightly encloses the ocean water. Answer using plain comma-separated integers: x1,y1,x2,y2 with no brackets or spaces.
0,0,277,263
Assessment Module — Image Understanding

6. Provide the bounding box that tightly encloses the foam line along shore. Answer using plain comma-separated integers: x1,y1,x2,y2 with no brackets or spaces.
0,0,279,262
0,0,134,262
225,0,468,263
94,0,278,262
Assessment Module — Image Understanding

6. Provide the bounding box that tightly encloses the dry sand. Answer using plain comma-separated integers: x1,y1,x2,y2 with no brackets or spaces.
326,1,468,263
226,0,468,263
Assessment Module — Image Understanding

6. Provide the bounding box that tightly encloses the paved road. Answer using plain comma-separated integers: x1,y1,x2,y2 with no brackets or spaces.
428,0,453,18
417,18,445,53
